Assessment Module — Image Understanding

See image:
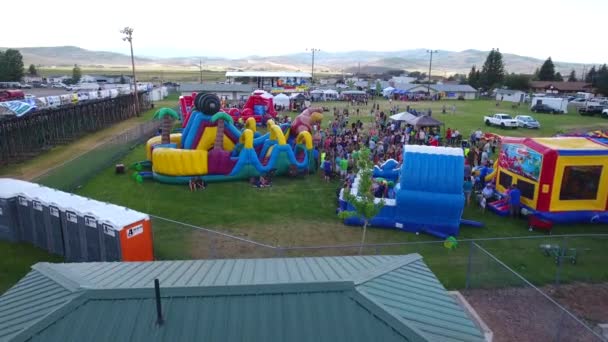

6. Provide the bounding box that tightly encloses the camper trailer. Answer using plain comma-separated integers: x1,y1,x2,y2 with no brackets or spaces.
530,97,568,114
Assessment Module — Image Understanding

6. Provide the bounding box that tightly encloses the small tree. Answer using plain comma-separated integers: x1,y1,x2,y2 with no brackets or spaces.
120,74,127,84
28,64,38,76
554,72,564,82
596,64,608,96
339,148,384,254
585,66,597,85
0,49,25,82
375,81,382,96
567,69,577,82
72,64,82,84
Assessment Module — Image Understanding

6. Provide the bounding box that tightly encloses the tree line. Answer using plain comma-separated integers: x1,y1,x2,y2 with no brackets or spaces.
465,49,608,95
0,48,85,84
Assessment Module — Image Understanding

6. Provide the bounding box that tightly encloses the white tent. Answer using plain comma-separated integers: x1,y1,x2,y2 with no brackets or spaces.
382,87,395,97
274,93,290,107
389,111,416,122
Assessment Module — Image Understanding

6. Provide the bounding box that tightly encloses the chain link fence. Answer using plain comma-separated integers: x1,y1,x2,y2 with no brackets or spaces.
32,120,160,191
465,241,605,341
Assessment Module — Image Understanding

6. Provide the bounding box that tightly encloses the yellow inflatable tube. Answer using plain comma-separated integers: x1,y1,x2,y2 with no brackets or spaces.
245,117,257,132
146,134,182,160
240,129,254,149
296,131,313,150
484,160,499,182
268,124,287,145
152,148,208,176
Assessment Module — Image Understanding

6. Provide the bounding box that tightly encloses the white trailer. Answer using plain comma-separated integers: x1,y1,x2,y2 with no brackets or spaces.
530,97,568,114
496,90,525,103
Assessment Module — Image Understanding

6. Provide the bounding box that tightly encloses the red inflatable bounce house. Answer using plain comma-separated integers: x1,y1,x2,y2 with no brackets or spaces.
179,90,277,127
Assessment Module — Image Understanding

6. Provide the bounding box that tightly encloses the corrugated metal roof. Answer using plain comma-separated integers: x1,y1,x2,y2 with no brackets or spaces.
0,271,77,342
179,83,255,93
358,259,484,342
0,255,483,342
19,284,425,342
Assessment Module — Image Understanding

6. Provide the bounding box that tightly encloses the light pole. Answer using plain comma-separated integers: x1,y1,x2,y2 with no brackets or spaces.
199,58,204,83
121,27,139,116
426,50,438,95
306,48,320,86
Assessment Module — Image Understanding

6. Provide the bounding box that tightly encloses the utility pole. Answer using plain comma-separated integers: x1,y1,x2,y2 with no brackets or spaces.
121,27,139,116
307,48,320,85
426,50,438,95
199,58,204,83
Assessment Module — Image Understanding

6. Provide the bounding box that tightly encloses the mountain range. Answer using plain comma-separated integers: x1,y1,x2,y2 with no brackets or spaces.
5,46,593,76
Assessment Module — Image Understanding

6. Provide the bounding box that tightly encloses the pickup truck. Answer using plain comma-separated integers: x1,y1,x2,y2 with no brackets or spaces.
602,108,608,118
484,113,518,129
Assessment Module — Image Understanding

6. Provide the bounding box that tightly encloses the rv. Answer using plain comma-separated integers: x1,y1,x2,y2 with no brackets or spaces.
530,97,568,114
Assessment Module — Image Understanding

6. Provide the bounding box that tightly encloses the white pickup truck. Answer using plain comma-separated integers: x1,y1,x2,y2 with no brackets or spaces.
602,108,608,118
484,113,518,129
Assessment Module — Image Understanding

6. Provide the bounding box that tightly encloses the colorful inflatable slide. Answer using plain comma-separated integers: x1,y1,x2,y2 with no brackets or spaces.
146,94,321,183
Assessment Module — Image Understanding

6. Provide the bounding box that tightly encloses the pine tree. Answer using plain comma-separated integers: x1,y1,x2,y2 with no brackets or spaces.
554,72,563,82
468,66,480,88
480,49,505,89
538,57,556,81
567,70,577,82
595,64,608,96
585,66,597,85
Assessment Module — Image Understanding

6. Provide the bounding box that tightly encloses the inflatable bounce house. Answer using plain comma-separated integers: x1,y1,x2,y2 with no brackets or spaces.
179,90,277,128
339,145,479,238
145,94,322,183
487,136,608,223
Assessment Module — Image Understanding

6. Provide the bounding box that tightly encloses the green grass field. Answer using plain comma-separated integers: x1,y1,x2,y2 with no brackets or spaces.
2,98,608,293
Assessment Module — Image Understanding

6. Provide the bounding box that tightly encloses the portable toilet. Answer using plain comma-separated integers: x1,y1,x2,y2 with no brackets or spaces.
45,202,65,256
16,195,37,245
29,197,50,251
0,179,43,242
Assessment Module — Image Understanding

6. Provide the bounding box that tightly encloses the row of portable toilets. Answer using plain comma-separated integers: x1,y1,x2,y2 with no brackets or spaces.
0,179,154,262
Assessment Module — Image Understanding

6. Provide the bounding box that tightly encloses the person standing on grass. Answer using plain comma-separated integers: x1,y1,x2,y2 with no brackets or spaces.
451,104,456,114
445,127,452,146
322,157,332,182
507,184,521,218
463,176,473,206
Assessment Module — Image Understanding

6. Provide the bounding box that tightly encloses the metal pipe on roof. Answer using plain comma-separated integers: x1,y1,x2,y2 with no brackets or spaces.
155,278,164,325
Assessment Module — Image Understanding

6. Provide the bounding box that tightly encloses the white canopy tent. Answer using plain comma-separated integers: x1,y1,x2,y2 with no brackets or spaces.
389,112,417,122
273,93,290,107
382,87,395,97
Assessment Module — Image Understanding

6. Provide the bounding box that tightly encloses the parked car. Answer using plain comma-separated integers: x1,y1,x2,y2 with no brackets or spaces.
579,105,606,116
51,83,66,89
515,115,540,129
24,94,36,99
0,89,25,102
531,103,560,114
602,108,608,119
484,113,518,129
19,83,32,89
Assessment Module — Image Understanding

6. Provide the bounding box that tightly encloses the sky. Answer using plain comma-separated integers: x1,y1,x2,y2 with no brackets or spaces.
3,0,607,64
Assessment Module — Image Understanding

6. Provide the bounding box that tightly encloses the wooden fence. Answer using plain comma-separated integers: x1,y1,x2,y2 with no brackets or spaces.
0,93,149,165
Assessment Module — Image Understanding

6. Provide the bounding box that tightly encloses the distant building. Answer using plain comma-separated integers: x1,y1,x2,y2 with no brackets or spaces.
47,75,71,84
179,83,256,100
391,76,417,84
432,84,477,99
0,255,486,342
22,76,43,83
530,81,592,94
225,71,311,91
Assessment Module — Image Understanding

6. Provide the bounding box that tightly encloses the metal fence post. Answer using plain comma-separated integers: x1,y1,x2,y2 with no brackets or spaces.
465,241,475,290
554,309,565,342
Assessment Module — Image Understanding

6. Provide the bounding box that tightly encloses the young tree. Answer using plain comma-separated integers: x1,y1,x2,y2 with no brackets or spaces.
375,81,382,96
0,49,25,81
339,148,384,254
72,64,82,84
554,72,564,82
28,64,38,76
120,74,127,84
567,69,577,82
538,57,556,81
480,49,505,89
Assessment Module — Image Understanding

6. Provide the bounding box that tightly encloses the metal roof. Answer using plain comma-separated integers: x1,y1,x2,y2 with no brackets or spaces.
226,71,312,78
179,83,255,93
495,88,524,95
0,255,484,342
